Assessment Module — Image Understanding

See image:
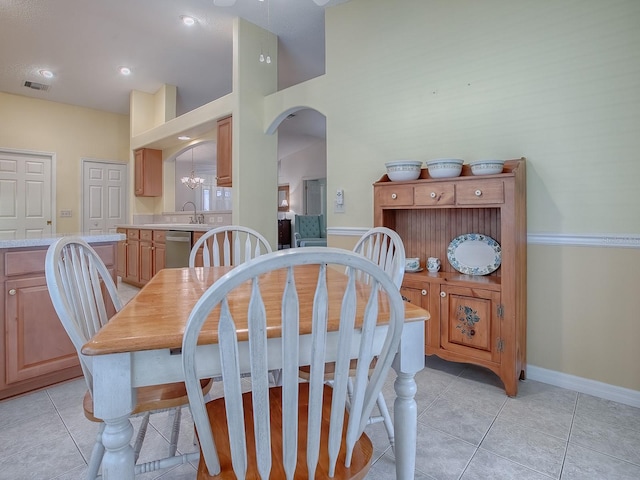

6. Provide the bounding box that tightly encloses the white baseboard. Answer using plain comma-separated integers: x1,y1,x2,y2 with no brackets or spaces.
527,365,640,408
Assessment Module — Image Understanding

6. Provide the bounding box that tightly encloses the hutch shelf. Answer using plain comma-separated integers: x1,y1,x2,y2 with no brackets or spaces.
373,158,527,396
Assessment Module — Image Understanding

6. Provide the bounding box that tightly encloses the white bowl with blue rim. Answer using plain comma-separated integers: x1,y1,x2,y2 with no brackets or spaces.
426,158,464,178
385,160,423,181
470,159,504,176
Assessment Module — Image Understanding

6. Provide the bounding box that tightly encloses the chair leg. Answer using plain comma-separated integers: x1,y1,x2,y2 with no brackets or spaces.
87,423,106,480
133,412,150,463
168,407,182,457
376,391,395,452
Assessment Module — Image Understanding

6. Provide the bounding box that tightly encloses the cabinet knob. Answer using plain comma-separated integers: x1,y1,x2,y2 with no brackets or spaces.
391,193,397,199
430,192,436,198
8,289,16,296
440,291,446,298
421,289,427,296
475,189,482,197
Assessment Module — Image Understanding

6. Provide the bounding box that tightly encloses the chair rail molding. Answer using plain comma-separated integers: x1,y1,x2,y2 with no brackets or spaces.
329,229,640,249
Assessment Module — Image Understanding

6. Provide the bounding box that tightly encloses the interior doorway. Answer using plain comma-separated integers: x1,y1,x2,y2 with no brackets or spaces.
81,159,128,234
0,148,55,239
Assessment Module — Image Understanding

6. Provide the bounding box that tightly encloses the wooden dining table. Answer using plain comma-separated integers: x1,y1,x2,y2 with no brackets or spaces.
82,265,429,480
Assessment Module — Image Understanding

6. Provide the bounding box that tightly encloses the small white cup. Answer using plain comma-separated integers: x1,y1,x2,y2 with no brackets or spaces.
427,257,441,272
405,257,420,271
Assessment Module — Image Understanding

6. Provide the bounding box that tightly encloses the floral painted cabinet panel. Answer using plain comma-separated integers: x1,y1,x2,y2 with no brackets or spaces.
439,285,501,364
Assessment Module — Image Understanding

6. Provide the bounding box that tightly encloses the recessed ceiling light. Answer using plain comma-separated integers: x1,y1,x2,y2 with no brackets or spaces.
180,15,196,26
119,66,131,76
39,69,54,79
178,135,191,141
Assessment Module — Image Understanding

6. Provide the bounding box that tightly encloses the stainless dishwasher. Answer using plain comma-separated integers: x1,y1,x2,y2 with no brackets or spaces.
165,230,192,268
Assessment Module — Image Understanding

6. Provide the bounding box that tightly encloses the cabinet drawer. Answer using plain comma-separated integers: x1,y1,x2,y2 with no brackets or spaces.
414,183,455,206
457,180,504,205
153,230,166,243
127,229,140,240
374,186,414,206
5,244,115,276
140,229,152,241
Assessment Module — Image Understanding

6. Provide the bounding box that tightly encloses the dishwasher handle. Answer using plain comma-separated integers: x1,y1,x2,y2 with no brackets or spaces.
166,234,192,242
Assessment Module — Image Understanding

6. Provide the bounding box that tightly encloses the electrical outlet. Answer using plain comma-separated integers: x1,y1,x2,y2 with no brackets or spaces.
60,209,72,217
334,200,345,213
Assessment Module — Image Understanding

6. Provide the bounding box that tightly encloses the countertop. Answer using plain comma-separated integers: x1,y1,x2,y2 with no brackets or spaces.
0,233,125,249
116,224,215,232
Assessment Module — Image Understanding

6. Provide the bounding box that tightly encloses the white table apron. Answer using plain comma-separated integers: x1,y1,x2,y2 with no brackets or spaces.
92,319,425,480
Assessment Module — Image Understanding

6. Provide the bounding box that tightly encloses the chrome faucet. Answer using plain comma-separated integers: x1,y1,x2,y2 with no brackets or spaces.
181,201,199,224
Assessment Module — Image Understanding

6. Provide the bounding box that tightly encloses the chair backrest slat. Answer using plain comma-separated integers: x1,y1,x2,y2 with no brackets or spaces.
182,247,405,478
189,225,272,268
45,237,123,394
352,227,406,289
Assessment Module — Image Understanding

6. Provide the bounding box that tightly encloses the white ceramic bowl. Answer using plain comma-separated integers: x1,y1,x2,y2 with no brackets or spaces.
470,159,505,175
385,160,423,181
426,158,464,178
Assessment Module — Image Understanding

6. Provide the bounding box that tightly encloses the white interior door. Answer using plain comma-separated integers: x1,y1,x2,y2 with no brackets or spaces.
82,160,128,234
304,178,326,216
0,149,54,240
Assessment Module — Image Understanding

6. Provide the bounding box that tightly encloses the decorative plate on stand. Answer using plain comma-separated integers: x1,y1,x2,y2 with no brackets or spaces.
447,233,501,275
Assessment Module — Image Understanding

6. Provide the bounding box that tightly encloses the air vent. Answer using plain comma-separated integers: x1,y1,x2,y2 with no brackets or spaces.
23,81,50,91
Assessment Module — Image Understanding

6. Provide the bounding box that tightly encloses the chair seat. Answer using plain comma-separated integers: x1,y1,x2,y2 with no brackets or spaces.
195,383,373,480
83,379,214,422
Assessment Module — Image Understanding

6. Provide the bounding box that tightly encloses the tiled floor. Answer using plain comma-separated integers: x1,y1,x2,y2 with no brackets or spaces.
2,282,639,479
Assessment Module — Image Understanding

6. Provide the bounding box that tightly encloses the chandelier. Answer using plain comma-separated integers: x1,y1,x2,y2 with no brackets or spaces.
181,148,205,189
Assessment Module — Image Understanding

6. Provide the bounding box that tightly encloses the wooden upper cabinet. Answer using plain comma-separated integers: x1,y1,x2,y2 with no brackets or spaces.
216,116,232,187
134,148,162,197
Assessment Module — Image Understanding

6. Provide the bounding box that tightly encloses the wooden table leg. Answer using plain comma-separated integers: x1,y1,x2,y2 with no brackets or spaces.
93,353,136,480
393,371,418,479
392,319,425,479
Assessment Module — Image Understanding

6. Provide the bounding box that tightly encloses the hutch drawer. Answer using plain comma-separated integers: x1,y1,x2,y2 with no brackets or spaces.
414,183,455,206
456,179,504,205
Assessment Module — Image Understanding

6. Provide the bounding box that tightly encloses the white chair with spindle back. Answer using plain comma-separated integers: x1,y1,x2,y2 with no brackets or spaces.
350,226,406,448
182,247,406,479
352,226,406,290
188,225,272,267
45,237,212,479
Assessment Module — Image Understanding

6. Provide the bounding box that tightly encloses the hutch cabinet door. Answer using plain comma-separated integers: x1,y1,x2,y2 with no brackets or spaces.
439,285,502,364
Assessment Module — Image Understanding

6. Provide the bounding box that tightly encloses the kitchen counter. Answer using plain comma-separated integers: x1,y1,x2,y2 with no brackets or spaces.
0,233,124,249
116,224,214,232
1,234,121,400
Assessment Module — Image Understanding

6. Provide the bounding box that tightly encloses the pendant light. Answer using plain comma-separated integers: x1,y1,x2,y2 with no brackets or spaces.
181,148,205,189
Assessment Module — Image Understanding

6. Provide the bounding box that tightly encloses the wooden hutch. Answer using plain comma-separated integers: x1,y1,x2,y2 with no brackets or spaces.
373,158,526,396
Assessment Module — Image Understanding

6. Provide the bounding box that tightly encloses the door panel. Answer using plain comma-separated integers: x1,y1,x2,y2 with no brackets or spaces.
0,150,53,239
82,160,127,234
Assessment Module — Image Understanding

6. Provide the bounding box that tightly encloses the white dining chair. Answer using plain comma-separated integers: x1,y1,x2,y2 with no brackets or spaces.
189,225,272,267
352,226,406,290
350,226,405,449
45,237,213,479
181,247,406,479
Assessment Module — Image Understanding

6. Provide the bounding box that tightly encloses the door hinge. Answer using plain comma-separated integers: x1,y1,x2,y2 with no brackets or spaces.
497,304,504,319
497,337,504,353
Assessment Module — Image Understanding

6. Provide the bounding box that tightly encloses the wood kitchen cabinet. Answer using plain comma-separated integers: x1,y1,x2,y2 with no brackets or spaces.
374,158,526,396
0,243,117,400
122,229,140,286
134,148,162,197
120,228,165,287
216,116,232,187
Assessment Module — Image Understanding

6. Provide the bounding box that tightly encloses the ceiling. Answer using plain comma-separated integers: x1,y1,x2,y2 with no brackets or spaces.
0,0,348,160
